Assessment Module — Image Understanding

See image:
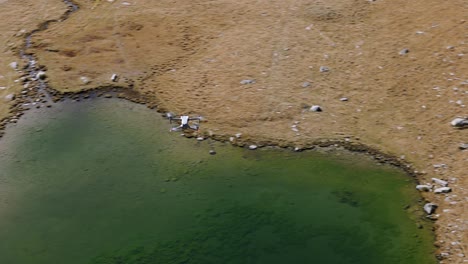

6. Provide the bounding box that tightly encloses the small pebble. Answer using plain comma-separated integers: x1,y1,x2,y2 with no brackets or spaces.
399,48,410,55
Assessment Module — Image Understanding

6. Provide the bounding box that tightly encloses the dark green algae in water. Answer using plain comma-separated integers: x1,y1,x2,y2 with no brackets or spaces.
0,98,436,264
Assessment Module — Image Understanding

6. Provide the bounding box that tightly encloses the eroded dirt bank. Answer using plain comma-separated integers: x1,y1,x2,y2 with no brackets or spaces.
0,0,466,262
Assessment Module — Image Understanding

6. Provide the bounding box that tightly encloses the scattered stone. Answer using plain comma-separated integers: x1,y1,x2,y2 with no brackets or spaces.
196,137,204,141
4,93,15,102
432,178,448,187
310,105,322,112
104,94,112,98
249,145,258,150
434,187,452,194
235,133,242,138
209,150,216,155
340,97,348,101
111,73,118,82
80,76,91,84
416,185,431,192
450,117,468,127
459,143,468,150
240,79,255,85
301,82,311,88
423,203,437,214
9,62,18,70
399,48,410,55
319,66,329,72
433,164,447,169
294,147,302,152
36,71,46,80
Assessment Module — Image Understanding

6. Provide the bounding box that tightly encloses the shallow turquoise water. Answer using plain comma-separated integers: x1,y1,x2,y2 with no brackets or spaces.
0,99,436,264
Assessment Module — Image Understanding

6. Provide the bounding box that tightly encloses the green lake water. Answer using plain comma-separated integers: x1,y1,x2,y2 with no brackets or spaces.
0,98,436,264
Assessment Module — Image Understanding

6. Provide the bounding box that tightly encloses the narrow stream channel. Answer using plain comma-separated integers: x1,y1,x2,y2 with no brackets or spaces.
0,98,436,264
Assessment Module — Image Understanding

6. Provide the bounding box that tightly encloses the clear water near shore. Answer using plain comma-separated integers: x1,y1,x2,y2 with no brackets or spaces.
0,98,436,264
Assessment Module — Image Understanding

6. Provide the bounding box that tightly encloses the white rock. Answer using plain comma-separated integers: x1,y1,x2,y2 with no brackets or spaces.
416,185,431,192
319,66,329,72
451,118,468,127
196,137,204,141
434,187,452,194
235,133,242,138
310,105,322,112
433,164,447,169
248,145,258,150
340,97,348,101
80,76,91,84
432,178,448,187
111,74,118,82
399,48,410,55
423,203,437,214
4,93,15,102
240,79,255,85
36,71,46,80
9,62,18,70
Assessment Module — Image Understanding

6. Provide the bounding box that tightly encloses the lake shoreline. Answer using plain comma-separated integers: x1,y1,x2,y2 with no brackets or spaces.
1,0,466,262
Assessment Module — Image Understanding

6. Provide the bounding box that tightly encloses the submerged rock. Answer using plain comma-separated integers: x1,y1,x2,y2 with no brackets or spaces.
248,145,258,150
